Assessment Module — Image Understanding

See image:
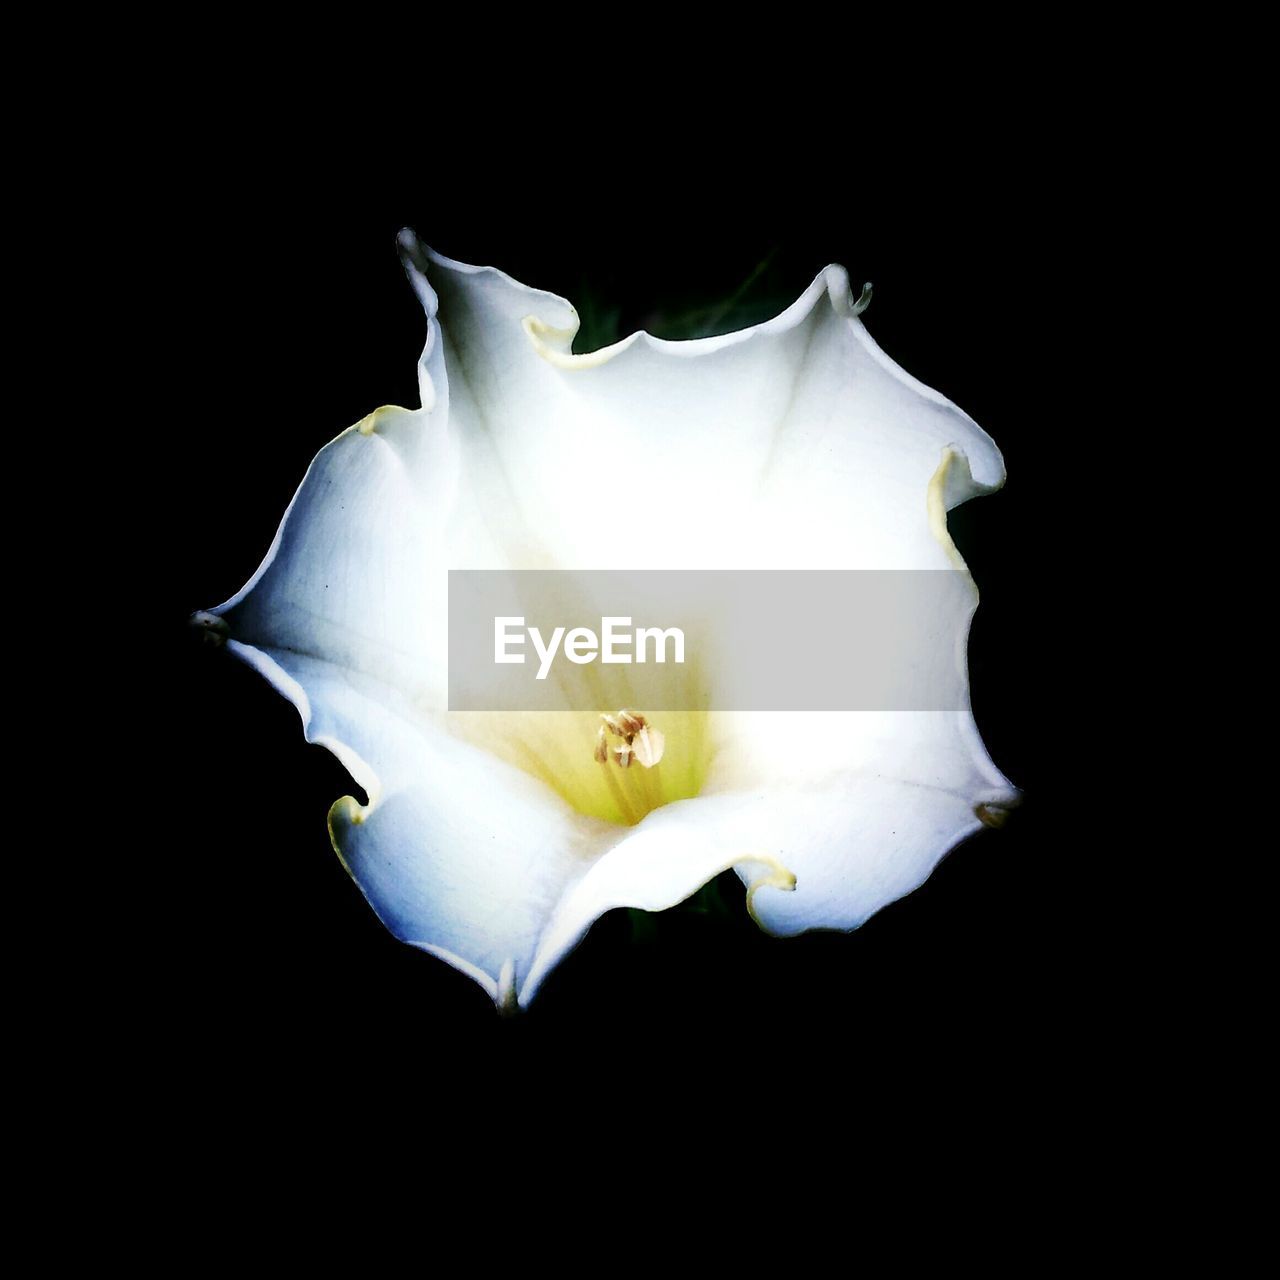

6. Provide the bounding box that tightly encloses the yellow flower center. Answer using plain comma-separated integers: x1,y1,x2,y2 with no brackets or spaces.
447,708,711,826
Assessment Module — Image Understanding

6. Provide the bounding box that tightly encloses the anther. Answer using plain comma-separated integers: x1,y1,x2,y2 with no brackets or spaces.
617,709,646,737
595,708,664,769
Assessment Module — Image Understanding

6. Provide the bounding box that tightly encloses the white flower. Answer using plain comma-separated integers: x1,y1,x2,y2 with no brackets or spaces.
197,230,1019,1011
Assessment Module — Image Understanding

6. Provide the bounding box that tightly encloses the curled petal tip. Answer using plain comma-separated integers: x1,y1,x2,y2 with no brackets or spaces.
975,791,1023,829
745,857,799,931
854,282,873,314
189,610,228,648
354,405,409,437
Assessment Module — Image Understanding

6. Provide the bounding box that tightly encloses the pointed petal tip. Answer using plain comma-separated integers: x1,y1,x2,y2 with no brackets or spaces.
495,959,519,1016
395,226,427,271
396,228,448,270
396,228,440,321
396,226,444,268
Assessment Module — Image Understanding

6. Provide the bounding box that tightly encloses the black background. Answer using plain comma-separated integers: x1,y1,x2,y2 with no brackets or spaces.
148,141,1100,1108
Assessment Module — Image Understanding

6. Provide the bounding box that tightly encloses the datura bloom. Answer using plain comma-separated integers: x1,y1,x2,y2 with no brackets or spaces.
196,231,1019,1011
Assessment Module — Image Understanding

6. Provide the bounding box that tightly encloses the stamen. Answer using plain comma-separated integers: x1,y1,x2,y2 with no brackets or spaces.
595,708,665,770
617,710,645,737
590,707,671,820
631,725,664,768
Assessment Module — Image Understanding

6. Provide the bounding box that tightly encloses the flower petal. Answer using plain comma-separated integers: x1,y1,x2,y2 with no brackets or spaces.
518,800,794,1007
708,711,1018,935
398,237,1004,573
225,639,613,996
213,405,452,706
